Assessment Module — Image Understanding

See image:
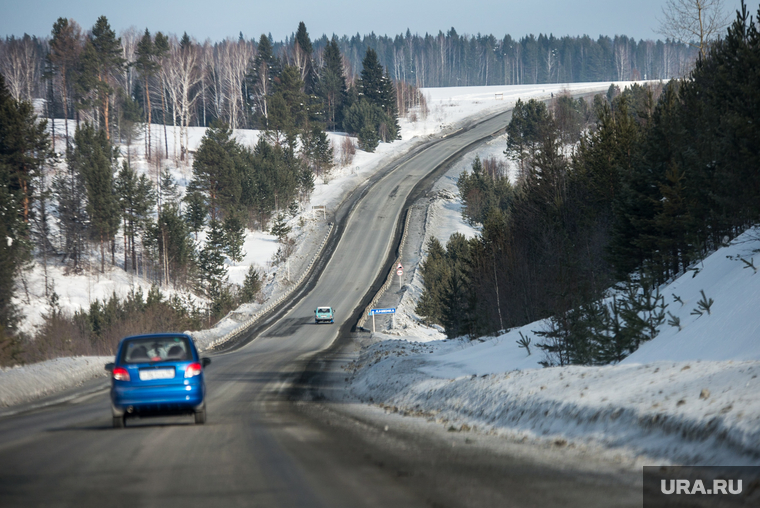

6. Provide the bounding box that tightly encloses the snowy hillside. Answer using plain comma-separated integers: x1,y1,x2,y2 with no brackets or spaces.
342,202,760,465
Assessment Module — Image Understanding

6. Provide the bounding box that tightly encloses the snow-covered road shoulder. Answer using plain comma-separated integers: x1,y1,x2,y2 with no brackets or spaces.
344,338,760,466
0,356,111,409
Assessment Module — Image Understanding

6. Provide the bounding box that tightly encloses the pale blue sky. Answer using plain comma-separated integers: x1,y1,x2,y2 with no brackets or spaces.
0,0,740,42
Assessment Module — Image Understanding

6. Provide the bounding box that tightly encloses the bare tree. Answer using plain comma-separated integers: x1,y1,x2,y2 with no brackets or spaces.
657,0,731,59
119,27,139,96
163,34,202,161
226,39,253,129
0,35,40,102
209,38,254,129
614,37,631,81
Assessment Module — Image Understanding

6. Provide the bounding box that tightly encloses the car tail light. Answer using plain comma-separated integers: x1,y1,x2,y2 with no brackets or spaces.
113,367,130,381
185,362,202,378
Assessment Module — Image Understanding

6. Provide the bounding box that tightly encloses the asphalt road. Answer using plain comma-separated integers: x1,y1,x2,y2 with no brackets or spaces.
0,105,641,507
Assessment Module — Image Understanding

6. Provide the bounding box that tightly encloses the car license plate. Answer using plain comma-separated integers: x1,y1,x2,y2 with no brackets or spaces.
139,368,175,381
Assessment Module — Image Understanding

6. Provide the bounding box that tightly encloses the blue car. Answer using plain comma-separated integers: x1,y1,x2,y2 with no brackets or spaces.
106,333,211,428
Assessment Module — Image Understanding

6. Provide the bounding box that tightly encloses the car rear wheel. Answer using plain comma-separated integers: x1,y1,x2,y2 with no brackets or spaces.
112,415,125,429
194,409,206,425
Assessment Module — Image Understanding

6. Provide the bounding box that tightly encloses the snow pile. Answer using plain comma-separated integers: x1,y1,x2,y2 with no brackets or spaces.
0,356,111,409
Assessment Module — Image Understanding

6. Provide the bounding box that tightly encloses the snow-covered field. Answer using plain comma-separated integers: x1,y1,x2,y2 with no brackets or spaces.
1,80,653,418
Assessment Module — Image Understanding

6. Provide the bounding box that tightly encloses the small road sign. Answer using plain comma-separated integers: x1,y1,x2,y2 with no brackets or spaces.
369,307,396,316
396,268,403,276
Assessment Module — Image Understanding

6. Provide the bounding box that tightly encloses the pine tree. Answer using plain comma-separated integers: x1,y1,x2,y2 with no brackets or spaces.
158,167,181,206
0,74,50,333
358,48,385,106
294,22,316,93
49,18,82,148
269,212,291,242
240,265,262,303
197,218,228,300
183,189,207,239
357,124,379,152
151,202,194,285
277,66,308,133
153,31,171,157
134,29,159,159
190,121,242,221
247,34,279,128
79,16,126,139
117,89,142,152
415,237,450,326
378,70,400,140
115,161,155,272
301,125,334,178
54,157,88,272
223,210,246,263
71,123,120,272
353,48,400,143
319,37,347,131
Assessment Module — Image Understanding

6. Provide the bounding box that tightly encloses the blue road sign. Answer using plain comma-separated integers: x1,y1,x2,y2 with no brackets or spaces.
369,307,396,316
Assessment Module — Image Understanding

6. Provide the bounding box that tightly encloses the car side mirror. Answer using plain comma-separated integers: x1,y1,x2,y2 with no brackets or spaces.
105,362,114,372
202,357,211,367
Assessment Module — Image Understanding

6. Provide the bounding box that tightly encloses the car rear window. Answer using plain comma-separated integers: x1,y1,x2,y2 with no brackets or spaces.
121,336,193,364
317,308,331,313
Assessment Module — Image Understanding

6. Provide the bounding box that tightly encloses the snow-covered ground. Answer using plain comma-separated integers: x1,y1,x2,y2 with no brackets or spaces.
0,356,108,410
2,81,643,409
339,151,760,466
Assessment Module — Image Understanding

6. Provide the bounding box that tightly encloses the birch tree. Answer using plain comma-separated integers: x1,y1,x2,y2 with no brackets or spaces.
657,0,730,59
0,35,40,102
164,33,202,161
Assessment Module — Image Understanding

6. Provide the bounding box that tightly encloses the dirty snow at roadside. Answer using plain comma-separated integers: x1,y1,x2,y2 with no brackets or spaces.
0,356,112,409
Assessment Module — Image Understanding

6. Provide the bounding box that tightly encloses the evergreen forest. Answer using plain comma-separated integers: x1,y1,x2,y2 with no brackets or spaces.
416,3,760,366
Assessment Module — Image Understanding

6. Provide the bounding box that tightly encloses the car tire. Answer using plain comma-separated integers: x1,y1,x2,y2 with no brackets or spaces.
113,415,125,429
194,408,206,425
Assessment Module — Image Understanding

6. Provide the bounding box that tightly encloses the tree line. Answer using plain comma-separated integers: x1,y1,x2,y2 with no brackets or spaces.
416,2,760,366
324,30,697,88
0,19,416,157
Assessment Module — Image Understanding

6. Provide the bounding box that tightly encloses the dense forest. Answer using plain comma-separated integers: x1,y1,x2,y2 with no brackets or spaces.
327,30,696,87
416,3,760,366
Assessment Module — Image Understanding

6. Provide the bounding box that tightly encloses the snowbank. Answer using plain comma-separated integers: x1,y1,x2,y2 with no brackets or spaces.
346,338,760,465
0,356,111,409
